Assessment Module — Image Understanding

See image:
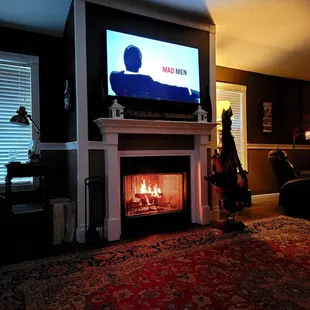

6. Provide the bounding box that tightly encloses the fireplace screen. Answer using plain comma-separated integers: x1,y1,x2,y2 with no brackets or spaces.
124,173,184,217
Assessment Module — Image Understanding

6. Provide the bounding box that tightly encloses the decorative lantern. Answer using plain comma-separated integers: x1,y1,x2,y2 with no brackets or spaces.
193,105,208,123
109,99,124,119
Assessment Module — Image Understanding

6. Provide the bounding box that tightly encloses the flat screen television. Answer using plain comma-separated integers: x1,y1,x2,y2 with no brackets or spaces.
106,30,200,105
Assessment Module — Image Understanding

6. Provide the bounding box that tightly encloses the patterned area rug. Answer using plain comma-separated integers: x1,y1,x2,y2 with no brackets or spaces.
1,216,310,309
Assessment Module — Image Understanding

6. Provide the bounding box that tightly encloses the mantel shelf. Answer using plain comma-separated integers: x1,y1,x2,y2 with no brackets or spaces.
94,118,218,135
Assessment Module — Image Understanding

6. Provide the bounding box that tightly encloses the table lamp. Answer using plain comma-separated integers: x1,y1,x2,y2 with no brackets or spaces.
292,125,310,164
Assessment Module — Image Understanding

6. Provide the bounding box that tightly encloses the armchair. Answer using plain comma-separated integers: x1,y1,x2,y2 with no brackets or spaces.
268,149,310,217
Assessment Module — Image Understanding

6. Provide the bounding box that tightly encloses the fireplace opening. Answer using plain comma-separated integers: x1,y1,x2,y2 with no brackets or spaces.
124,173,185,217
121,156,191,237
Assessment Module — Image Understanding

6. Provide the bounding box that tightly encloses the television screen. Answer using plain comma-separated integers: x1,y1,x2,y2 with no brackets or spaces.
107,30,200,104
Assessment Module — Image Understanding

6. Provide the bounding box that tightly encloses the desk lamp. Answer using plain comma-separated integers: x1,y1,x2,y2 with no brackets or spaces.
10,106,41,163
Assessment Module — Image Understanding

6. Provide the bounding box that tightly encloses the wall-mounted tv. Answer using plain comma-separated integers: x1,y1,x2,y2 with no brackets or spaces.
106,30,200,104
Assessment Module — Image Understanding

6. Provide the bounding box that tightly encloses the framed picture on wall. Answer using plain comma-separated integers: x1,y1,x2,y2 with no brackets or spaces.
262,101,272,133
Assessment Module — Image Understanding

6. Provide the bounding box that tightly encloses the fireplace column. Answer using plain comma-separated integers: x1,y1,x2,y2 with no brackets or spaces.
194,134,211,225
103,133,121,241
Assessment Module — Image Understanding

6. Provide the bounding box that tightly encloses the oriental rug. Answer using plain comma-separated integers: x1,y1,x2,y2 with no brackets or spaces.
1,215,310,309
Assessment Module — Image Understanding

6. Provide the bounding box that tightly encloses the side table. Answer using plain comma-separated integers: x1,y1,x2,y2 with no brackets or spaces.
4,163,53,260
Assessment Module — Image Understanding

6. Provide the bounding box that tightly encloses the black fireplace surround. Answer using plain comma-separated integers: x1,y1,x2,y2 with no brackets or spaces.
120,156,191,237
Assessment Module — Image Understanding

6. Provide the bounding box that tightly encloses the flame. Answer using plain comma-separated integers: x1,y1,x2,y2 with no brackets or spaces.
140,178,161,197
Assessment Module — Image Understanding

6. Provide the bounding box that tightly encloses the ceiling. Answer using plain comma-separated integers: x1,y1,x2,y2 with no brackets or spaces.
0,0,310,81
0,0,72,36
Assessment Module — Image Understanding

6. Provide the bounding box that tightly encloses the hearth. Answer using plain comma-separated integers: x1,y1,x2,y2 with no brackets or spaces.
121,156,191,236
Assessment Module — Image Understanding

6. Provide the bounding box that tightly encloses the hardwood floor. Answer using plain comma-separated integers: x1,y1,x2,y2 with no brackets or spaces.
232,199,285,221
0,198,286,266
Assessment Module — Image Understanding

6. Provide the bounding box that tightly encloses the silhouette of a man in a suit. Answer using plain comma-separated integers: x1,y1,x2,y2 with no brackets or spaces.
109,45,200,103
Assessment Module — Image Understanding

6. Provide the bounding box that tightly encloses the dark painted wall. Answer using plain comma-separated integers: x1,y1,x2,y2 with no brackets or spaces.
0,26,66,142
248,148,310,195
63,3,77,142
0,25,78,199
118,134,194,150
85,2,210,141
217,66,310,194
89,150,105,180
40,151,69,198
301,81,310,125
216,66,310,145
247,149,279,195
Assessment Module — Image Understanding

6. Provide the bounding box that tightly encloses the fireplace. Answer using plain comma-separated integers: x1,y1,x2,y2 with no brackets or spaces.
93,118,217,242
121,156,190,236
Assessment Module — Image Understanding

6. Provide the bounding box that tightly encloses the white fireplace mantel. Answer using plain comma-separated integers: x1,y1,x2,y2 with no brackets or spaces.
94,118,217,136
94,118,218,241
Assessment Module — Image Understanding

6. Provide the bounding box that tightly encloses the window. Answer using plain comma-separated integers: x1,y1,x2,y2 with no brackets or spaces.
216,82,247,170
0,51,39,184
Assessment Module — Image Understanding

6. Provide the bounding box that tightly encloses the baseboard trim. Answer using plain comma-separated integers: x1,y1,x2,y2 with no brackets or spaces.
76,226,85,243
252,193,279,204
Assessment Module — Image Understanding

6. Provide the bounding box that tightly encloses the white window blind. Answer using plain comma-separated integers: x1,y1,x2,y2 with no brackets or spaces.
216,82,247,170
0,61,32,184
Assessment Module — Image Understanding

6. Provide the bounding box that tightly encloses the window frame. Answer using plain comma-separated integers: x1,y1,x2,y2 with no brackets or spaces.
0,51,40,188
216,81,248,171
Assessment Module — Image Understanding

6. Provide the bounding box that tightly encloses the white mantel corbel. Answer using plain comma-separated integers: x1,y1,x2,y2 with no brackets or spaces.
94,118,218,241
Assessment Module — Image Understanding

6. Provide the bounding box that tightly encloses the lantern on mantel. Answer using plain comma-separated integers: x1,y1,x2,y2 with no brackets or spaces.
109,99,124,119
193,105,208,123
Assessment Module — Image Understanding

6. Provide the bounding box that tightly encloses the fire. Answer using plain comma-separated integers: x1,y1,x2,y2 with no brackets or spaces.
140,177,161,197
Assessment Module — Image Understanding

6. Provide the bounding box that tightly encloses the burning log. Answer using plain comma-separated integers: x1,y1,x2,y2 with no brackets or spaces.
139,206,150,212
135,193,163,199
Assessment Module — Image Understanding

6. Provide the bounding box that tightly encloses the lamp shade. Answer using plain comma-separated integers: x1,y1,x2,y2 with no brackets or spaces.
10,106,30,126
216,100,234,120
305,130,310,141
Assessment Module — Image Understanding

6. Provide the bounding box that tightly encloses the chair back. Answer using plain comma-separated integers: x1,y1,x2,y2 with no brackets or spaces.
268,149,298,188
